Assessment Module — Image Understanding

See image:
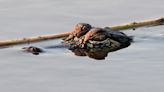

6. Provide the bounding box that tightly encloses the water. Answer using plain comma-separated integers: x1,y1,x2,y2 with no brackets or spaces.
0,0,164,92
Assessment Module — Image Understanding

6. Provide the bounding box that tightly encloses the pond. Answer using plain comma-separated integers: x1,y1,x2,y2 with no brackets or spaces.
0,0,164,92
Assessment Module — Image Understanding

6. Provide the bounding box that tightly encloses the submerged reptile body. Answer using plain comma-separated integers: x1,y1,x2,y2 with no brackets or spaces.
63,26,132,52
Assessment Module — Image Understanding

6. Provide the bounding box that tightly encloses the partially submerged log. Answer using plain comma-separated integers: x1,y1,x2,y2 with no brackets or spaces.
0,17,164,47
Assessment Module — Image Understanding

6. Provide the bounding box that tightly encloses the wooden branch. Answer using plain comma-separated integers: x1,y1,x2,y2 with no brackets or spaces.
0,32,70,47
0,17,164,47
108,17,164,30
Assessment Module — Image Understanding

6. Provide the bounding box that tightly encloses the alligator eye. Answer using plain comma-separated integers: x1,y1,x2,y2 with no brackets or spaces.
82,24,92,31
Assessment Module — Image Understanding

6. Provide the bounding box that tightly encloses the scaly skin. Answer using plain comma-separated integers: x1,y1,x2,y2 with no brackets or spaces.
64,24,132,49
65,23,92,41
82,28,109,45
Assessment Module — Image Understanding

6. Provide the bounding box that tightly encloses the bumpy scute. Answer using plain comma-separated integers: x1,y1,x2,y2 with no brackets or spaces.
64,23,92,41
63,23,132,51
82,28,109,45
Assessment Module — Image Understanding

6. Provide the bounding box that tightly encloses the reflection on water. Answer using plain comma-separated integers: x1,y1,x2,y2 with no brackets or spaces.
70,45,130,60
45,44,113,60
45,37,132,60
71,48,111,60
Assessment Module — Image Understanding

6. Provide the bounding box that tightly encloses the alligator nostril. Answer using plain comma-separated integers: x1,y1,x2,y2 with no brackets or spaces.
22,46,43,55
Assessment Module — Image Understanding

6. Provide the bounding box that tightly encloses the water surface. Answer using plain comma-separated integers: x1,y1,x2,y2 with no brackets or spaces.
0,0,164,92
